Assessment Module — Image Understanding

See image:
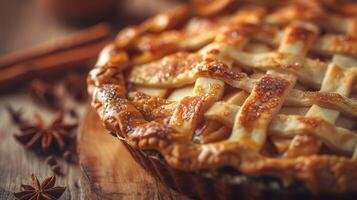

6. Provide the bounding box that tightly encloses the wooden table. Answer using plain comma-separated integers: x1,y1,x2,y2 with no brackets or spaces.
0,0,179,199
78,108,188,200
0,93,88,200
0,1,86,199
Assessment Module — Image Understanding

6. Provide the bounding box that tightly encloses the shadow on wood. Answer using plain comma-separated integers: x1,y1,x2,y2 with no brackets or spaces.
78,108,189,200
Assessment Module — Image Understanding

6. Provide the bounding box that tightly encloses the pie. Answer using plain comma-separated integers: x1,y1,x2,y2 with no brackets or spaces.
88,0,357,198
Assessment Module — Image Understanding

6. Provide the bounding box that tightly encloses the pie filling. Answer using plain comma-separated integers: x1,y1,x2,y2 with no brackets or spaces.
88,0,357,194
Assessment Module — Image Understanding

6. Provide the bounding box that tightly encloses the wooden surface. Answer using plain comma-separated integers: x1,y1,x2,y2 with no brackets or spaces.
78,108,189,200
0,92,88,200
0,2,90,197
0,0,180,199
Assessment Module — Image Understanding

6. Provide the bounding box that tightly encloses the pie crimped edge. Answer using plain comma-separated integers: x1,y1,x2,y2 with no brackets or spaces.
88,0,357,194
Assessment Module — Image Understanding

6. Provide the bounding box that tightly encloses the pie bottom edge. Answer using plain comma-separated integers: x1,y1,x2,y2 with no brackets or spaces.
119,139,356,200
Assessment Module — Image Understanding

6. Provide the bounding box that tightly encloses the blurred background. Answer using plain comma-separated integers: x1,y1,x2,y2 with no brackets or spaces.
0,0,181,55
0,1,185,199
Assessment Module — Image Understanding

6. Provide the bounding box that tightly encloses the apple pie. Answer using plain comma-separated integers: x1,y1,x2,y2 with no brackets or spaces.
88,0,357,198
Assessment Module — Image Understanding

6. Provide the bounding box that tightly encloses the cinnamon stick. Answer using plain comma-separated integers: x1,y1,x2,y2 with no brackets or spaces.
0,23,112,91
0,23,111,69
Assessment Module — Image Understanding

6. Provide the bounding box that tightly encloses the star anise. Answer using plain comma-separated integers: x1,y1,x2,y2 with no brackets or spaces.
6,105,27,126
14,112,77,154
28,79,60,110
14,174,66,200
64,74,88,102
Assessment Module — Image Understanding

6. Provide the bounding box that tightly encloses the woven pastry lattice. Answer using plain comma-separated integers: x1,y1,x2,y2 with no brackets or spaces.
88,0,357,194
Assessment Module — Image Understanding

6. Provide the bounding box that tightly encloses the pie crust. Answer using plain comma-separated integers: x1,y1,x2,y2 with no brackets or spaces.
88,0,357,195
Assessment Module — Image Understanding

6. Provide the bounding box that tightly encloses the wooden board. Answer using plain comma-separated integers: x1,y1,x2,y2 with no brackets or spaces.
0,94,88,200
78,108,189,200
0,1,181,199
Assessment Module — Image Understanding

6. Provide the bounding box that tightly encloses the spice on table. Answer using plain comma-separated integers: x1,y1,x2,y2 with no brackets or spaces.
68,108,78,119
14,112,77,154
63,150,78,164
51,165,63,176
74,180,80,189
5,105,26,126
0,23,112,90
46,156,57,166
64,73,88,102
13,174,66,200
28,79,60,110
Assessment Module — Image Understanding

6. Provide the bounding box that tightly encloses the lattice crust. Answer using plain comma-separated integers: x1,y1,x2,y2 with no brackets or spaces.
88,0,357,194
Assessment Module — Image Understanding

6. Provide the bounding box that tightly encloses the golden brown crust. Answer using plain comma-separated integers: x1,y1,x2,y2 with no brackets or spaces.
88,0,357,194
239,75,291,127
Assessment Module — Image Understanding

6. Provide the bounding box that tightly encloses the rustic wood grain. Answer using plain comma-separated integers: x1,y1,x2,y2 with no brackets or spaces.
0,92,88,200
0,0,182,199
78,108,189,200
